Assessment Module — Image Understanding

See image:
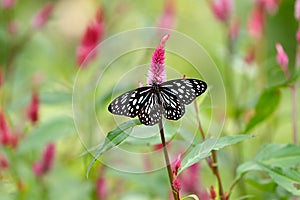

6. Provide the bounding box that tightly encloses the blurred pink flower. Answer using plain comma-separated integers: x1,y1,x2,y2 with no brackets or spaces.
157,0,177,29
210,0,233,22
258,0,280,14
27,91,39,124
31,3,54,29
295,0,300,20
147,34,169,85
0,153,9,169
33,143,55,177
77,8,105,67
247,5,264,38
297,28,300,44
0,110,11,146
276,43,289,79
0,0,16,9
229,20,240,41
7,20,18,35
96,177,107,199
244,47,256,65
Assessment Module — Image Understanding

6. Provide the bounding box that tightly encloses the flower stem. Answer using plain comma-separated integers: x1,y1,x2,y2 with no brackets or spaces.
158,119,180,200
291,85,298,144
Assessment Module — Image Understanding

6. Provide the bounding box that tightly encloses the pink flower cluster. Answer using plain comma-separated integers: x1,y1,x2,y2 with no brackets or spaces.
27,91,40,124
147,34,169,85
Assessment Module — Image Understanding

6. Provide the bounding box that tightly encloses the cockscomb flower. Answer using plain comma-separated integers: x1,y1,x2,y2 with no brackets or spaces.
210,185,217,199
33,143,55,177
157,0,176,30
31,2,54,29
147,34,169,85
27,91,39,124
276,43,289,79
172,178,181,192
77,8,105,67
210,0,233,23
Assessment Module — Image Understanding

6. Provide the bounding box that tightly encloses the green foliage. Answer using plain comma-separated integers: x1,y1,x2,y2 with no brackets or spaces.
234,144,300,196
179,134,254,174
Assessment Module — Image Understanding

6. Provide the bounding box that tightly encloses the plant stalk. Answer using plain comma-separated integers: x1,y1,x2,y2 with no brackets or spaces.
158,119,180,200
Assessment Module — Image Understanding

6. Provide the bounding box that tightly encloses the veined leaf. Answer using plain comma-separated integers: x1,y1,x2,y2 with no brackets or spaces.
244,88,281,133
179,134,254,174
256,162,300,195
181,194,199,200
86,119,141,177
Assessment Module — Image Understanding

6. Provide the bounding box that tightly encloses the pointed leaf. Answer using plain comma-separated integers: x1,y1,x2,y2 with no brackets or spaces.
179,134,254,174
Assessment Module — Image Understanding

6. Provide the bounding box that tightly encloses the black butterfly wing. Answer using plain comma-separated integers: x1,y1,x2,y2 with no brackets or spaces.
138,92,162,126
108,87,152,118
160,79,207,105
159,87,185,120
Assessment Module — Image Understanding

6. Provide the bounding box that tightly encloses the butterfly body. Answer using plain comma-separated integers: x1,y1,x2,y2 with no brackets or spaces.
108,79,207,126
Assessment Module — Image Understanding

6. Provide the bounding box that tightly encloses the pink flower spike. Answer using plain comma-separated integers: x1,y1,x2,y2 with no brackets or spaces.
276,43,289,79
147,34,170,85
295,0,300,21
0,153,9,170
0,110,11,146
27,91,39,124
31,3,54,29
210,0,233,22
0,0,16,9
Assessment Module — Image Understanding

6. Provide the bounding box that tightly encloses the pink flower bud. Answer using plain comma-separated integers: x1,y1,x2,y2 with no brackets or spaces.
275,43,289,79
77,8,105,67
96,177,107,199
210,0,233,22
0,110,11,146
31,3,54,29
0,0,15,9
172,178,181,192
147,34,169,85
27,91,39,124
173,153,181,176
210,185,217,199
295,0,300,21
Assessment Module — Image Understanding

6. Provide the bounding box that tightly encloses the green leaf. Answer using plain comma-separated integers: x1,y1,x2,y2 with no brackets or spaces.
256,162,300,195
244,88,281,133
17,117,74,153
179,134,254,174
255,144,300,168
86,119,141,178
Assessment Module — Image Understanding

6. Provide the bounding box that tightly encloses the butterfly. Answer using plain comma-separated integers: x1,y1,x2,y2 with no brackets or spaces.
108,79,207,126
